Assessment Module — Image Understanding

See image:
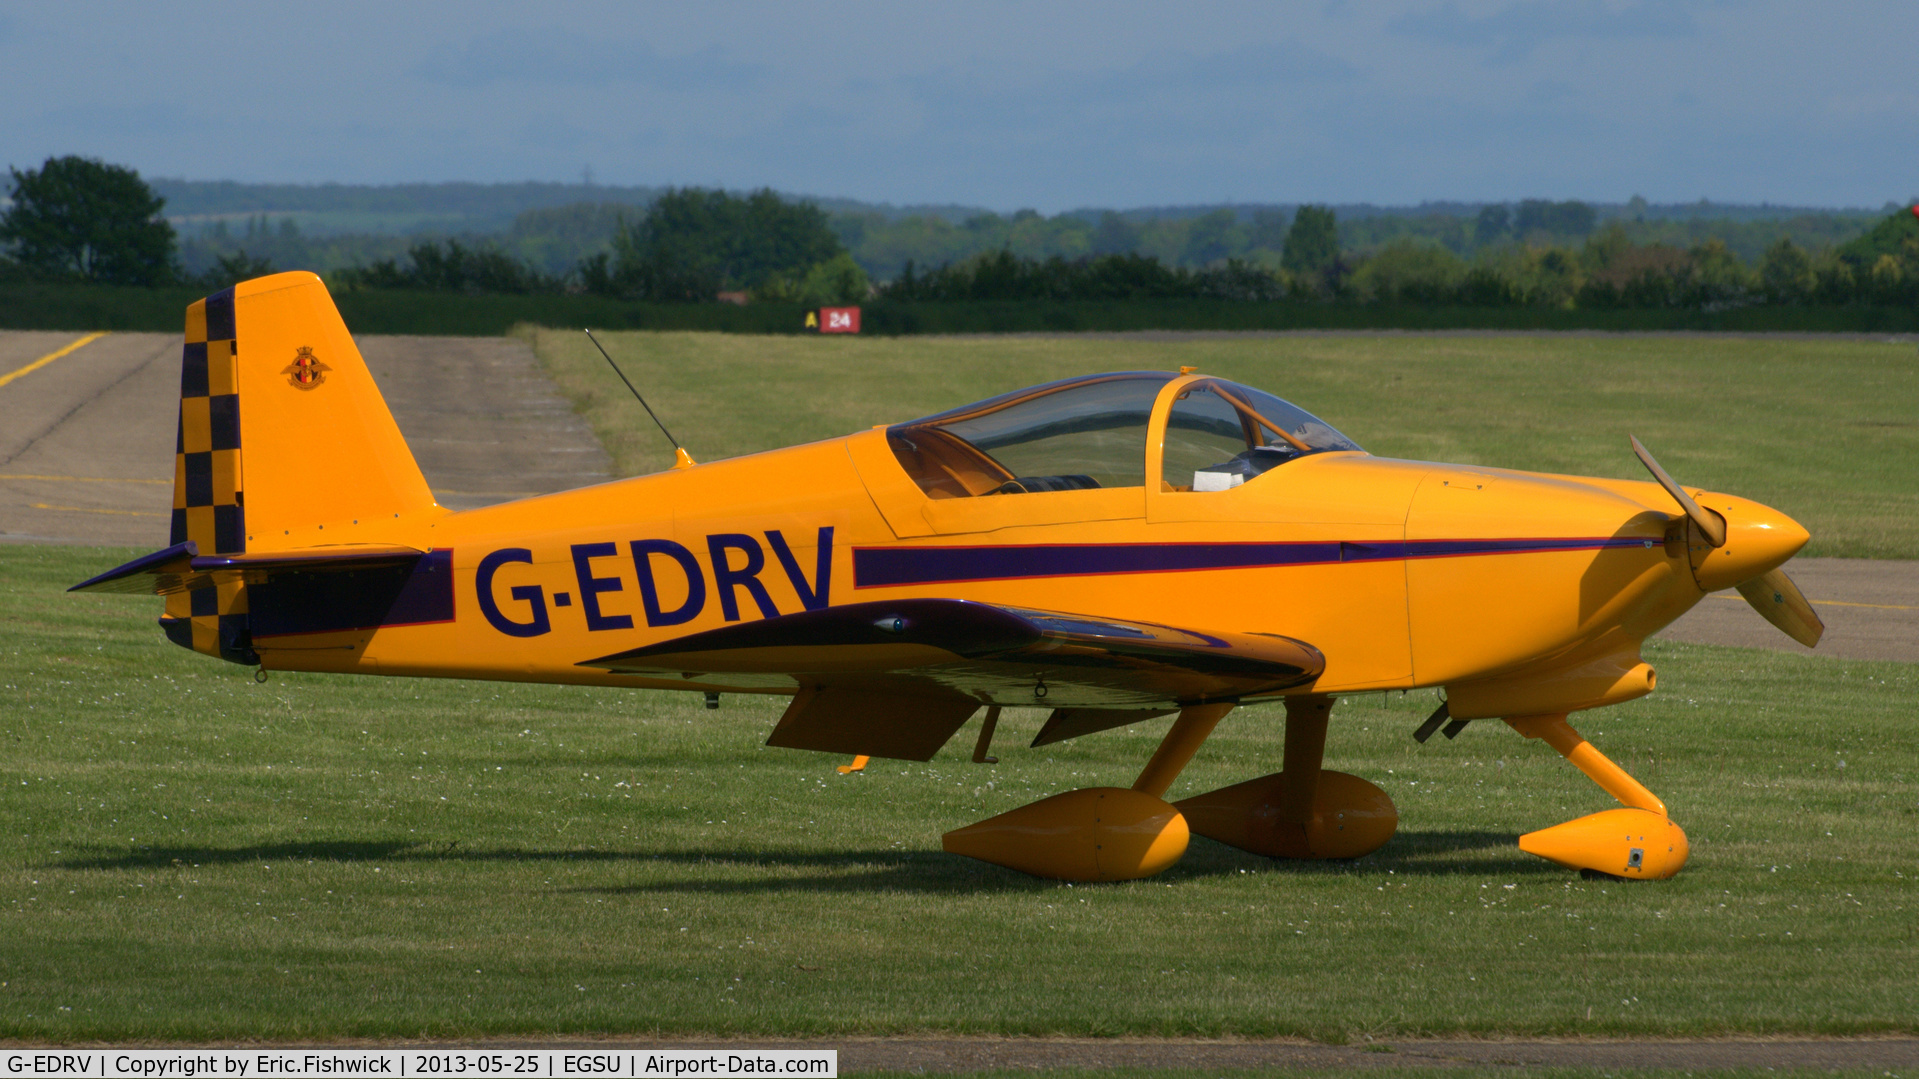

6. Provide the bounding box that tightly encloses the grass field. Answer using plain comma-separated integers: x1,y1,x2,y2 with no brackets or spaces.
523,328,1919,560
3,543,1914,1042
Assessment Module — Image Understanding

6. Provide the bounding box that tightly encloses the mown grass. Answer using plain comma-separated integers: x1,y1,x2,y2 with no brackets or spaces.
522,328,1919,560
3,544,1914,1041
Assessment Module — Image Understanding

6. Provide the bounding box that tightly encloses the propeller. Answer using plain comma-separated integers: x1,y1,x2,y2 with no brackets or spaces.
1630,435,1726,547
1631,436,1824,648
1735,568,1825,648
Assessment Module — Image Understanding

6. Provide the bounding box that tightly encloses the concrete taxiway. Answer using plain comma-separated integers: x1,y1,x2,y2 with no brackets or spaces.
0,331,609,548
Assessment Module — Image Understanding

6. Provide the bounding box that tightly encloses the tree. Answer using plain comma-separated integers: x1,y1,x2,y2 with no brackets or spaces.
1350,238,1465,304
756,251,870,305
1281,205,1340,279
1513,199,1596,239
0,156,177,285
1248,209,1290,253
1834,205,1919,271
338,240,562,295
199,250,275,292
1090,212,1141,256
599,187,844,301
1473,204,1511,247
1685,238,1753,307
1180,209,1238,266
1758,238,1814,303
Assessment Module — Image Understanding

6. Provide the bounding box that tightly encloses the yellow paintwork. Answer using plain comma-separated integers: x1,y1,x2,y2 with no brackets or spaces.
1505,713,1691,878
1131,703,1235,798
1519,808,1689,880
1174,692,1397,860
1449,656,1656,721
1177,771,1398,859
227,280,438,546
1508,713,1667,815
93,272,1822,882
941,787,1190,881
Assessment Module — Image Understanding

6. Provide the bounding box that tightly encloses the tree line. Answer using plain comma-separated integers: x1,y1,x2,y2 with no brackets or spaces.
6,155,1917,312
171,194,1881,285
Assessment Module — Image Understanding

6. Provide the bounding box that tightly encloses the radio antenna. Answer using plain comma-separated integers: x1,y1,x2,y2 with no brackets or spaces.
583,329,695,469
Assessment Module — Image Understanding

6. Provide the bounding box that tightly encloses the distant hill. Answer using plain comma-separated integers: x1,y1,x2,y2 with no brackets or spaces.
150,179,998,237
152,177,1894,235
149,177,1901,281
1062,199,1893,225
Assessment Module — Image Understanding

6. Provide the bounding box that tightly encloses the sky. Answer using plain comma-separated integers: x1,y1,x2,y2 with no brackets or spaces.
1,1,1914,213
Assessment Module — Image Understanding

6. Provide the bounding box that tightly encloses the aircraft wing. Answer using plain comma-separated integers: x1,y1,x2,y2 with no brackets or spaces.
581,598,1322,760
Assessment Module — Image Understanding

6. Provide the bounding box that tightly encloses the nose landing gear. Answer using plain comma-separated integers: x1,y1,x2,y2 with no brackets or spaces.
1506,713,1689,880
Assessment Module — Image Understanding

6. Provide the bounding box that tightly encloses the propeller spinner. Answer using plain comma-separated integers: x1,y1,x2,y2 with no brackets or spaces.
1631,436,1824,648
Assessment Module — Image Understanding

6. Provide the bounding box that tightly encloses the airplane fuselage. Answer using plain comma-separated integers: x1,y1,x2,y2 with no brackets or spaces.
249,427,1724,713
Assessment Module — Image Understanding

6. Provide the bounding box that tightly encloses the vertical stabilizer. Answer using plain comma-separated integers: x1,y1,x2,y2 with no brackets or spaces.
163,271,439,662
170,271,438,554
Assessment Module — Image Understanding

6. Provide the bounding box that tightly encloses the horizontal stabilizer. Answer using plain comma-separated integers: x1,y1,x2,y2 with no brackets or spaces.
72,541,429,596
68,542,199,595
192,546,426,574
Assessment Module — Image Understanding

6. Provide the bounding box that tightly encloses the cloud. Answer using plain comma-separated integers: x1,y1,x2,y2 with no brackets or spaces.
415,27,765,91
1391,1,1699,64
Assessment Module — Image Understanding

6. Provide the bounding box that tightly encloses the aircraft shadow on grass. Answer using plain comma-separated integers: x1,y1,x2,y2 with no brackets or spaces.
51,830,1549,893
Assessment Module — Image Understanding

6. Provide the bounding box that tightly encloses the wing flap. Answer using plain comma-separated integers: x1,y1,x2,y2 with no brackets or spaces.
1031,707,1178,748
766,684,981,761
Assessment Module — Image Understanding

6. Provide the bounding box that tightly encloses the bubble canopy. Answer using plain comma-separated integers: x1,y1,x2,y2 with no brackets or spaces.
885,372,1362,499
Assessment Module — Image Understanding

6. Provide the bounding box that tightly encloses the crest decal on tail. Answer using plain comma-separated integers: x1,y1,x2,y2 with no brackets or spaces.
283,346,328,389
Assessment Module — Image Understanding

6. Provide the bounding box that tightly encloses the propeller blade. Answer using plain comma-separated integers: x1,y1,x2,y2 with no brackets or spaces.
1735,567,1825,648
1630,436,1727,548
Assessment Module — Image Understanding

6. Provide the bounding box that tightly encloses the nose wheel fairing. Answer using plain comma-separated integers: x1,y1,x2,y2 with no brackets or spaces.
1520,807,1689,880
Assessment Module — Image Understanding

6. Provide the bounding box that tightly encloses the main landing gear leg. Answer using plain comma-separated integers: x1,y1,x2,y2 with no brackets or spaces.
1506,713,1689,879
940,702,1233,881
1175,695,1398,860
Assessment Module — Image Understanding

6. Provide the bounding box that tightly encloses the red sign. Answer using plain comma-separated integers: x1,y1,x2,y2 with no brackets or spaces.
1911,205,1918,221
820,307,861,334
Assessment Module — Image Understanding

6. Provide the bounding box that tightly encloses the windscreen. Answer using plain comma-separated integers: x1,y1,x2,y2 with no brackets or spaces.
1161,379,1361,491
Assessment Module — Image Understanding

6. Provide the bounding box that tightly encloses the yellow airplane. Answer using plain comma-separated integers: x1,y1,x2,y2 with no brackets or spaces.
73,272,1823,883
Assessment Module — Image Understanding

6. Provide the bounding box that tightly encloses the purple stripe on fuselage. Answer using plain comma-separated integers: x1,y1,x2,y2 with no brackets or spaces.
851,537,1651,589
